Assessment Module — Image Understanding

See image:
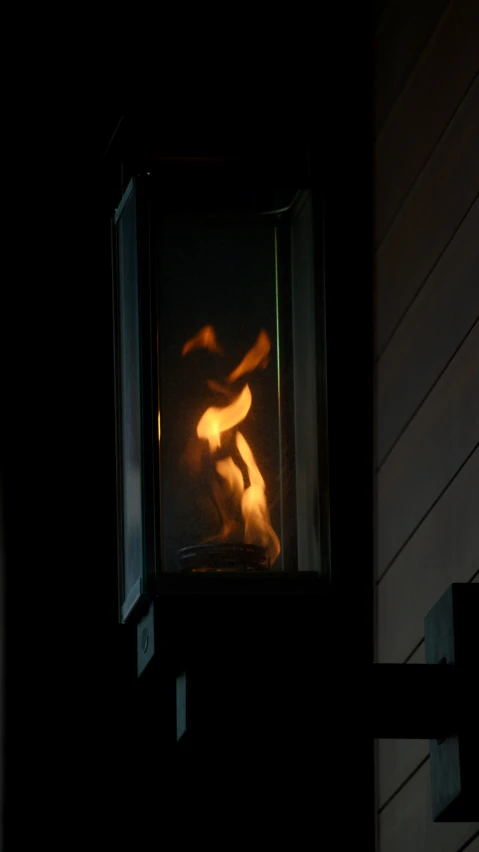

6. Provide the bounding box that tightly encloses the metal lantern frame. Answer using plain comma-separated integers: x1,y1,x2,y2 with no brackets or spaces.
112,172,331,625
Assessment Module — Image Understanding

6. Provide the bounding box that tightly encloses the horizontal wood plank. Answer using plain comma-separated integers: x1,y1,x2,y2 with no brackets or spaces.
375,0,479,247
375,75,479,355
377,326,479,576
374,0,449,136
379,758,479,852
376,197,479,465
378,448,479,653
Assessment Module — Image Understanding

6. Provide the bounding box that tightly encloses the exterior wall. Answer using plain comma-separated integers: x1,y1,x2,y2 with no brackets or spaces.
374,1,479,848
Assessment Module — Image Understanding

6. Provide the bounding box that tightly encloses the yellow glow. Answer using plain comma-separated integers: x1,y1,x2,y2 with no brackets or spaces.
183,317,281,566
182,325,224,356
216,456,245,499
197,384,252,452
236,431,280,564
227,329,271,383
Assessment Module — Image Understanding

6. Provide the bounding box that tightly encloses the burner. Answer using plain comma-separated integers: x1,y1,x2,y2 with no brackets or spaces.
177,543,269,573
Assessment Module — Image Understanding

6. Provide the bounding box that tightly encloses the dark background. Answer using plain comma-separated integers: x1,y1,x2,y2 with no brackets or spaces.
3,2,474,846
2,23,376,845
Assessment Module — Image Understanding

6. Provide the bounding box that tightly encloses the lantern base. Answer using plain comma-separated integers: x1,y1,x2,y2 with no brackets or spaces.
177,542,269,573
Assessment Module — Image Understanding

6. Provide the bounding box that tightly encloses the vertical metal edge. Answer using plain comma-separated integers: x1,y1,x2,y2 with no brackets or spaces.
146,175,162,585
312,189,332,584
113,177,134,225
136,174,163,590
151,177,165,581
113,178,147,623
136,175,154,594
274,222,298,573
111,213,126,623
288,188,330,577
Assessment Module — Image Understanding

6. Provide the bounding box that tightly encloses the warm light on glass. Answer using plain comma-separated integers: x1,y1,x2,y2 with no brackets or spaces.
182,326,281,565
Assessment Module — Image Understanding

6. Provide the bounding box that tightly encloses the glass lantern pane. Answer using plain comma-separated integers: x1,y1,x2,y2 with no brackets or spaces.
157,220,283,574
117,185,144,615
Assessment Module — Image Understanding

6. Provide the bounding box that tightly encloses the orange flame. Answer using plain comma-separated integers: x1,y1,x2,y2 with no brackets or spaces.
227,329,271,383
216,456,245,500
211,476,242,541
236,431,281,564
196,384,252,452
182,325,224,356
184,324,281,567
211,457,245,543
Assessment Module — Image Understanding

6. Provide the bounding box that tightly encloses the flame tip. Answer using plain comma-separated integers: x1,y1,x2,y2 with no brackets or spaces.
187,324,280,565
182,324,224,357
